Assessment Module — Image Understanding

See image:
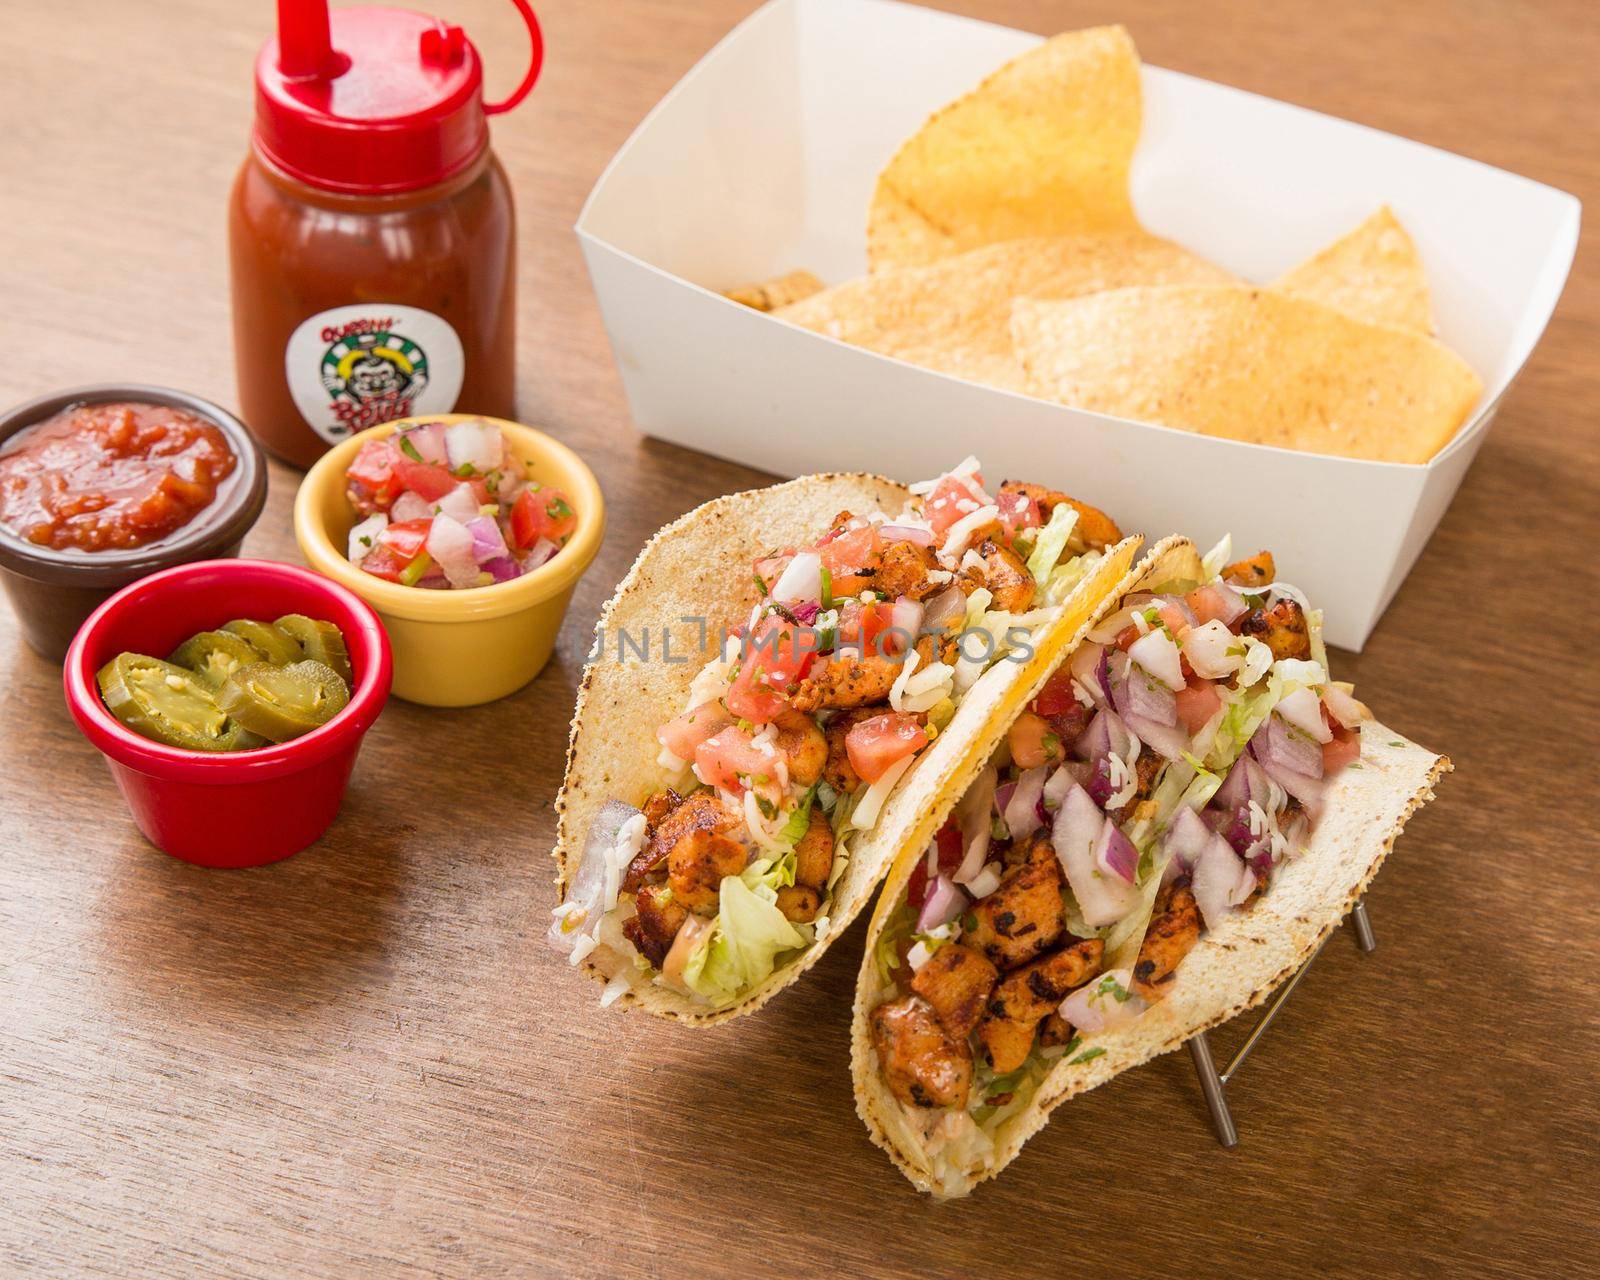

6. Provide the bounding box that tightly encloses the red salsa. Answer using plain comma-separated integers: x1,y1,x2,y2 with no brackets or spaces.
0,402,236,552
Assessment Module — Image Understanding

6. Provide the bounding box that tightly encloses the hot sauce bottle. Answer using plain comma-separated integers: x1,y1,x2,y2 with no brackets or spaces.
230,0,542,468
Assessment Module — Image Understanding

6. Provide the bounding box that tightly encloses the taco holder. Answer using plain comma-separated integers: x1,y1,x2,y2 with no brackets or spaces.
1184,899,1375,1147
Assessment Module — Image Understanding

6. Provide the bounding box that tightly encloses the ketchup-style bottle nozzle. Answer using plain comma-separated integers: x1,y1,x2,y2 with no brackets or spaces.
276,0,341,79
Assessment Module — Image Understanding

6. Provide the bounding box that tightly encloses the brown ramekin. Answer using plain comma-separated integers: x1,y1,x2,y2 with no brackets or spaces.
0,385,269,660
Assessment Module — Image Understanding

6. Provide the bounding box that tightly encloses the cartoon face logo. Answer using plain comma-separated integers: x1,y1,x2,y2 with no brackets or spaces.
318,323,431,435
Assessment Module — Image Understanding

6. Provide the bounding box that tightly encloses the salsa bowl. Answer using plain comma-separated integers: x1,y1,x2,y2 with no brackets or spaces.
0,384,268,661
293,414,605,707
63,559,392,868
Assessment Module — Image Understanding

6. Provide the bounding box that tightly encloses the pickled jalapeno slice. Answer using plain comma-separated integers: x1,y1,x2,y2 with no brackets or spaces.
96,653,259,752
273,614,353,686
168,629,263,688
217,660,351,743
221,619,302,665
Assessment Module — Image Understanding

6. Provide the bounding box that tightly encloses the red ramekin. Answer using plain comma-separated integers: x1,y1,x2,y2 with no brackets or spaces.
63,559,392,868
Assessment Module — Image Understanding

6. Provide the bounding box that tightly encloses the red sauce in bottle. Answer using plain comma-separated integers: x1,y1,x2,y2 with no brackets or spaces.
0,403,237,552
229,2,541,469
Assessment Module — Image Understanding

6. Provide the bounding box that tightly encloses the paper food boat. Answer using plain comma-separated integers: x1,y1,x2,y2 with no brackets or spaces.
577,0,1579,648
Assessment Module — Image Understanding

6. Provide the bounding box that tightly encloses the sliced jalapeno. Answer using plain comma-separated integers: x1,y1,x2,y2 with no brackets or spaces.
96,653,259,751
217,660,351,743
168,629,264,688
272,614,353,687
221,619,301,665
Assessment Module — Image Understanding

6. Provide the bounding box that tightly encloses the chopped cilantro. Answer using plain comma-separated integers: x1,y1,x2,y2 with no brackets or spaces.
819,566,833,609
397,435,423,462
754,572,769,597
548,496,574,520
1068,1046,1106,1065
1388,740,1404,748
1062,1035,1083,1056
453,462,478,477
1095,974,1131,1002
358,535,373,548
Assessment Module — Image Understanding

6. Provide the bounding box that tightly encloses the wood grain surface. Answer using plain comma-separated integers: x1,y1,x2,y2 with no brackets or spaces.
2,1,1596,1276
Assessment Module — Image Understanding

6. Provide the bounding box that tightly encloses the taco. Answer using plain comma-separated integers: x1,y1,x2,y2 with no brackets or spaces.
551,461,1142,1023
853,536,1449,1194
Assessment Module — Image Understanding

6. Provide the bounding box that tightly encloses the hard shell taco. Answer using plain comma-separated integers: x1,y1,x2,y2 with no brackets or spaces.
852,536,1449,1195
551,461,1141,1023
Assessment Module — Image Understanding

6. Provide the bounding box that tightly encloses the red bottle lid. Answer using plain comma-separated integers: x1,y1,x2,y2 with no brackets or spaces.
253,0,543,195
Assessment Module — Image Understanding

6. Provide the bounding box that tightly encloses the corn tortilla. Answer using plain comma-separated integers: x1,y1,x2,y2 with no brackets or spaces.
1274,206,1436,333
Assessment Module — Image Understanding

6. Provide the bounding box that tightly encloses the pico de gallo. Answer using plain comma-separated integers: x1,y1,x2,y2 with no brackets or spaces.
550,458,1129,1009
866,540,1371,1175
342,419,578,589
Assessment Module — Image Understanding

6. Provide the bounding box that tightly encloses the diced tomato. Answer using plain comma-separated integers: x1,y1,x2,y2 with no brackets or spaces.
818,524,880,576
393,457,458,503
835,599,900,657
726,615,817,722
1158,603,1191,636
924,474,987,539
1047,704,1090,747
1175,680,1223,735
694,725,778,792
846,712,929,783
510,486,578,550
1186,583,1240,626
357,544,406,583
1029,667,1079,717
907,820,964,909
996,488,1041,540
346,439,403,511
377,517,432,563
658,700,735,761
1323,721,1361,774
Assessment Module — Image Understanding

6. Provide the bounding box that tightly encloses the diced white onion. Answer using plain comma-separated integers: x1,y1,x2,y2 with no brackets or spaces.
965,861,1003,899
1183,619,1242,679
850,754,916,832
1129,629,1185,691
1276,687,1332,744
772,550,822,604
942,504,1000,559
347,513,388,563
444,420,503,473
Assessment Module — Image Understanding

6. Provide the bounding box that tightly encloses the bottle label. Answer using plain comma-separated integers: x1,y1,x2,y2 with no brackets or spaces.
285,304,466,445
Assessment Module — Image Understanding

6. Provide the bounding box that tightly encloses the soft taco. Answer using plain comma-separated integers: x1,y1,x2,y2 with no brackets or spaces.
551,461,1142,1023
853,537,1449,1194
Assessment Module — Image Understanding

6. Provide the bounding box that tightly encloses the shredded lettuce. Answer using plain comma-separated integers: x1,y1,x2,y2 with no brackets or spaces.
874,902,914,984
1026,503,1078,583
682,853,804,1003
777,784,817,845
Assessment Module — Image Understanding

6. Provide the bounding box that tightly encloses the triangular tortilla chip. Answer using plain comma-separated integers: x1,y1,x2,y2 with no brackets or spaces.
1274,206,1436,333
1012,286,1481,463
868,27,1143,272
777,233,1235,391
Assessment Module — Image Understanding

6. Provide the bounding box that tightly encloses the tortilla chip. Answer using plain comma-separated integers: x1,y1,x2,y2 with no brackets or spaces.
867,27,1143,272
776,233,1234,391
723,269,826,313
553,473,1140,1025
851,538,1450,1196
1274,207,1436,333
1012,286,1482,463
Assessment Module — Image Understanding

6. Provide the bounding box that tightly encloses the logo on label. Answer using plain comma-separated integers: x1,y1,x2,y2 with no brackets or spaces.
286,305,465,445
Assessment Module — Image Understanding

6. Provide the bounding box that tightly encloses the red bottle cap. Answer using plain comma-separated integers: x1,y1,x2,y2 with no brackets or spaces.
254,1,543,195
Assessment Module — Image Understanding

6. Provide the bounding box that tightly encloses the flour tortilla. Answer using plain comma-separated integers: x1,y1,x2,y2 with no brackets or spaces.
867,27,1143,272
553,473,1141,1025
851,538,1450,1195
1273,207,1435,334
776,233,1234,392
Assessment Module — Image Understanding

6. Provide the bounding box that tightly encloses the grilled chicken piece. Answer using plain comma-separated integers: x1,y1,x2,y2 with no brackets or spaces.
1038,1012,1075,1049
791,652,899,711
986,937,1106,1024
1240,598,1312,661
770,708,827,787
1109,750,1164,824
776,884,822,923
624,791,741,891
977,538,1036,613
910,943,999,1039
623,882,688,967
1131,879,1202,1002
641,788,683,830
875,539,944,601
966,859,1067,970
822,709,872,794
667,829,747,915
998,481,1123,553
871,995,974,1109
976,1011,1037,1074
1222,550,1275,589
792,807,835,889
1004,831,1057,868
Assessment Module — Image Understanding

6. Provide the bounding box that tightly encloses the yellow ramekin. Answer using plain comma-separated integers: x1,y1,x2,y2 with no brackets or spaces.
294,414,604,707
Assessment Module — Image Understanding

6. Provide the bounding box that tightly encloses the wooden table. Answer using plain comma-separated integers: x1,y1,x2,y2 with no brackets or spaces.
2,1,1595,1275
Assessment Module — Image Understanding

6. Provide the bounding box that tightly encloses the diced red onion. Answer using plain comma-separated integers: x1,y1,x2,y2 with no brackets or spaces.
1186,580,1247,626
435,483,482,524
791,601,821,625
1095,821,1139,884
1004,766,1048,841
964,862,1002,899
1192,833,1254,932
917,874,969,932
398,422,448,465
1163,806,1213,872
466,514,508,564
1255,753,1329,813
426,513,481,589
889,599,924,646
1276,688,1332,744
1087,755,1114,807
953,766,996,884
482,555,521,584
523,537,560,571
1122,710,1187,761
1257,715,1324,779
390,491,432,523
1322,684,1369,730
1059,967,1146,1033
922,585,967,633
1216,755,1270,810
880,524,934,546
444,420,503,473
1068,642,1108,706
1052,787,1137,926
